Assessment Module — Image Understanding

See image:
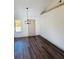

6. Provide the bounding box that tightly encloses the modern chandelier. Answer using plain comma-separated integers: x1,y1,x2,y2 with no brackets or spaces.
25,8,31,24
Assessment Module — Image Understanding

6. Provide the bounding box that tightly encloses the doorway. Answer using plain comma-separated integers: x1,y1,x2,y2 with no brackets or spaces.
28,19,36,36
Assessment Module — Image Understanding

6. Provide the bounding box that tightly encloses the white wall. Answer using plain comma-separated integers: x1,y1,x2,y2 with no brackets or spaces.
14,18,40,37
14,0,53,37
35,17,40,35
14,8,40,37
39,5,64,50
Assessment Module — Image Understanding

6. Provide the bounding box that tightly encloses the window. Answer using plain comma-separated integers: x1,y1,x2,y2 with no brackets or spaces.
15,20,21,32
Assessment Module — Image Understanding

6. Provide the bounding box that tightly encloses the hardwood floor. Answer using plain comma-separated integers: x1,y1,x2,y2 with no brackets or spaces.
14,35,64,59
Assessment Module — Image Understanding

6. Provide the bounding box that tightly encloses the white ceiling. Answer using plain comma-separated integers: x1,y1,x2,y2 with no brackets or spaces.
14,0,53,19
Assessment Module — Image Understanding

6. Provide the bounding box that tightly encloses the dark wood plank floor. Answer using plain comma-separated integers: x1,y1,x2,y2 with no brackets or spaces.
14,35,64,59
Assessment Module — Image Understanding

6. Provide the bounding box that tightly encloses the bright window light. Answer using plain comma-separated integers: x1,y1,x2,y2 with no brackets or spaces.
15,20,21,32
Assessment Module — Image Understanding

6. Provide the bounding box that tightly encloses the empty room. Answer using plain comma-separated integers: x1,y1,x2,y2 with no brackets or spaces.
14,0,64,59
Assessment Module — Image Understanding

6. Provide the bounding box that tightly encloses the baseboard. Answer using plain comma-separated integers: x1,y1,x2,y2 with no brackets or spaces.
14,35,39,38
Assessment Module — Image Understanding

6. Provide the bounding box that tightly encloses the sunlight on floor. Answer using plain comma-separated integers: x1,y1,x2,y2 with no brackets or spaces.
14,41,25,55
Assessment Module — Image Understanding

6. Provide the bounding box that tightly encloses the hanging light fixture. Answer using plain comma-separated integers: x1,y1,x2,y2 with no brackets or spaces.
25,8,31,24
